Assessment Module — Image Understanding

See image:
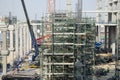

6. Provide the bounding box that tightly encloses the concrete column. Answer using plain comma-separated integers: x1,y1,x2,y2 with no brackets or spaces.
26,27,28,52
105,0,109,23
105,26,109,49
8,25,15,67
96,0,102,22
66,0,71,17
29,27,32,51
20,27,23,58
15,25,19,60
23,25,27,56
1,27,9,75
109,26,116,54
96,26,101,42
27,25,32,52
29,33,32,51
27,27,30,52
35,25,38,38
33,25,37,38
112,13,117,23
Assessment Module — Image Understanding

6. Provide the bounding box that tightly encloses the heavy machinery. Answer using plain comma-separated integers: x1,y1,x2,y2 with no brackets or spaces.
95,41,113,63
21,0,39,62
28,34,52,68
21,0,52,68
1,0,41,79
20,0,42,69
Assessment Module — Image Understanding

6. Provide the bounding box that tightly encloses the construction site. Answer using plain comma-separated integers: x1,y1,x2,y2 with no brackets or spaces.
0,0,120,80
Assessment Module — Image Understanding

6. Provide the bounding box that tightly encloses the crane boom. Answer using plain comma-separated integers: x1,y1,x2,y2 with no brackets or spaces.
21,0,39,61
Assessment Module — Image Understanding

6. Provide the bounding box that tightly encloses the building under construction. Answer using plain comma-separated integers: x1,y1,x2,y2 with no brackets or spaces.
41,12,96,80
1,0,120,80
40,0,120,80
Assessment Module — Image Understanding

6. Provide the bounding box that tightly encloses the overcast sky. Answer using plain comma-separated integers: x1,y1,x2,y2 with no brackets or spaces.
0,0,96,20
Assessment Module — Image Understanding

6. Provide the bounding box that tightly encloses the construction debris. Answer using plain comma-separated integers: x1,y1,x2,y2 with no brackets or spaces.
1,73,40,80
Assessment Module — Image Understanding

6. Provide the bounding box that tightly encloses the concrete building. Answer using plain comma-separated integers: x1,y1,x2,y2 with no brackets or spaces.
96,0,120,55
96,1,120,79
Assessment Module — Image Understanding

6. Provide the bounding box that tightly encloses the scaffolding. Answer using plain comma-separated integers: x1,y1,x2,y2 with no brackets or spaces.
75,17,96,80
41,12,96,80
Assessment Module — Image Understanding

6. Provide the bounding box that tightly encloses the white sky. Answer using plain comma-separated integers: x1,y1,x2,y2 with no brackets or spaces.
0,0,96,20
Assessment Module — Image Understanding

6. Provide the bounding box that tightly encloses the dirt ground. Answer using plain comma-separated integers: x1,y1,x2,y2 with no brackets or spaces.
94,62,115,80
